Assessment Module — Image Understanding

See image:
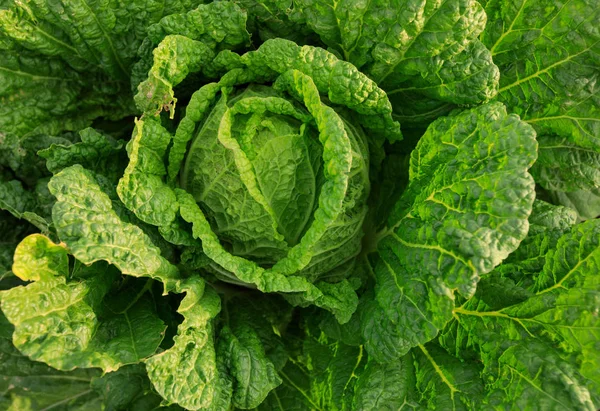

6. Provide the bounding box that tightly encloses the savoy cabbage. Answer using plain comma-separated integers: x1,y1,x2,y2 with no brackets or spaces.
0,0,599,409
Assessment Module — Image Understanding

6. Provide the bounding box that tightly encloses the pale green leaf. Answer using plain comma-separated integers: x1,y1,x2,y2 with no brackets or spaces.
48,165,178,281
0,234,165,372
146,285,228,411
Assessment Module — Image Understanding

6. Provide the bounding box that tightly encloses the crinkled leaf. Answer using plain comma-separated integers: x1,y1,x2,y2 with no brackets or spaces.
0,234,165,372
117,118,179,227
135,35,401,139
10,233,68,282
0,179,51,235
47,165,238,410
0,132,70,185
362,102,537,362
0,309,102,410
0,0,212,137
0,212,34,278
217,295,289,409
258,321,418,410
0,0,207,78
131,2,250,89
0,180,36,220
501,200,577,277
146,2,250,51
249,38,401,140
531,134,600,220
0,49,134,138
483,0,600,150
288,0,499,106
486,341,596,410
38,128,126,182
178,190,358,323
146,284,228,411
532,135,600,193
548,187,600,221
0,318,171,411
48,165,178,281
90,364,177,411
232,0,314,43
390,95,456,130
219,323,282,409
134,35,216,115
442,218,600,407
413,343,484,410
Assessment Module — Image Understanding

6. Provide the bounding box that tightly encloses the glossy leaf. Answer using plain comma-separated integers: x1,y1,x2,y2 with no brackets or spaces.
439,218,600,408
287,0,499,106
362,102,537,362
483,0,600,150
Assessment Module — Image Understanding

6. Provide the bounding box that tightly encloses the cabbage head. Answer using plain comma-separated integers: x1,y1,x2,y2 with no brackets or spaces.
118,35,401,322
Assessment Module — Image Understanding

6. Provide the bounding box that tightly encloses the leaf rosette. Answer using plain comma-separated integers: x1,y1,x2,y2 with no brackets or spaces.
120,35,402,322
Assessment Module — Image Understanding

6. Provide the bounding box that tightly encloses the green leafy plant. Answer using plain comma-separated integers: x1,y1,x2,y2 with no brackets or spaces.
1,0,599,409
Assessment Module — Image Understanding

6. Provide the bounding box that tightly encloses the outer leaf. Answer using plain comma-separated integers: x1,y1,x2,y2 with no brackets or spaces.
219,295,291,408
38,128,126,182
167,82,221,184
386,40,499,105
532,135,600,193
146,1,250,51
288,0,499,105
0,234,165,372
90,364,180,411
390,95,456,130
2,1,128,80
0,180,36,220
0,0,211,137
223,294,292,372
548,188,600,221
117,118,179,227
352,356,418,410
0,0,208,79
0,310,102,410
135,36,401,140
483,0,600,150
0,212,34,278
134,35,216,115
413,343,484,410
11,233,68,282
219,323,282,409
531,134,600,220
0,314,171,411
46,165,240,410
0,179,51,235
48,165,178,281
0,50,92,137
0,131,71,185
447,219,600,407
248,38,401,140
487,341,596,410
258,320,418,410
146,284,228,411
501,200,577,279
232,0,314,43
131,1,250,89
363,102,537,362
